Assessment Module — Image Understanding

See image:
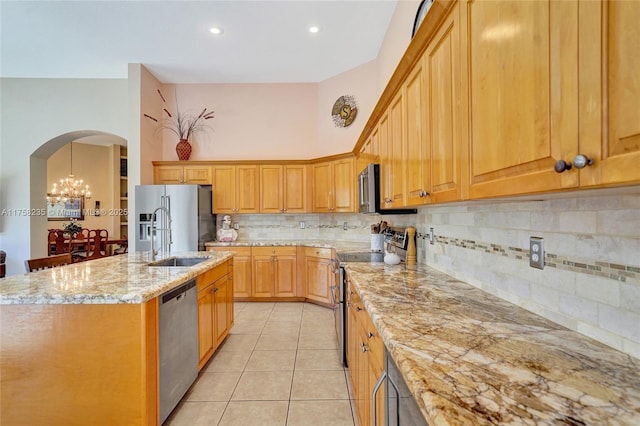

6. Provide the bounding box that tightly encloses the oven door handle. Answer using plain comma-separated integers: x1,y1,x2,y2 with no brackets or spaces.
372,370,387,426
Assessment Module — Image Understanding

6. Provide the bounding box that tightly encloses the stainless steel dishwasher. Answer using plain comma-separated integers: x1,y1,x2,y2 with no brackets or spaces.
159,279,198,424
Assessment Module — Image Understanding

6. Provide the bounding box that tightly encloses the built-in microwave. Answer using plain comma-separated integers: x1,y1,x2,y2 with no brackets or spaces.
357,164,417,215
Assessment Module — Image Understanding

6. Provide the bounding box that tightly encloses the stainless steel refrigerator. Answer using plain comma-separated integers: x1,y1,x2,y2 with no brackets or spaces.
135,185,215,253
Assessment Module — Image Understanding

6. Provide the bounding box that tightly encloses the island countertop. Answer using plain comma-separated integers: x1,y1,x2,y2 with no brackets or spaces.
344,262,640,425
0,251,233,305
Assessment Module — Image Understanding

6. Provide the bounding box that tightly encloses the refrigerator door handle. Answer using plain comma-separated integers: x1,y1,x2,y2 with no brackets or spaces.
166,196,173,247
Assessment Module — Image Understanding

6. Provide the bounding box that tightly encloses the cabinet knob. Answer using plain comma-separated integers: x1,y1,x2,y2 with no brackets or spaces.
419,190,430,198
360,342,368,353
573,154,594,169
367,331,374,339
356,306,362,312
554,160,572,173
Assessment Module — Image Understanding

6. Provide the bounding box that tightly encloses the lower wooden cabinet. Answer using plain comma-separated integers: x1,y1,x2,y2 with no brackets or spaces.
252,246,297,298
208,246,252,298
304,247,334,305
196,259,234,370
347,278,385,426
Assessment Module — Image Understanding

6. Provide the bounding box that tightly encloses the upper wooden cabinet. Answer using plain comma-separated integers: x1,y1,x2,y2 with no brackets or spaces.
464,0,579,198
212,165,259,214
312,157,356,213
578,0,640,187
260,164,308,213
154,164,212,185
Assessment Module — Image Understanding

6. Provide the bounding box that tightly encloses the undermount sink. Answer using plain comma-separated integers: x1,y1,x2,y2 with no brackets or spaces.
148,257,209,267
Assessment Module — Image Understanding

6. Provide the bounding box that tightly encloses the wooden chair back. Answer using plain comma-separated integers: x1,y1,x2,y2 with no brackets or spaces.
113,235,128,255
52,230,72,255
47,229,58,255
87,229,109,259
71,228,91,262
25,253,72,272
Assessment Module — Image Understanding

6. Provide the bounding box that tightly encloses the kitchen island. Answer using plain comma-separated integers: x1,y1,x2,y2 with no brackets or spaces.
344,262,640,425
0,251,233,426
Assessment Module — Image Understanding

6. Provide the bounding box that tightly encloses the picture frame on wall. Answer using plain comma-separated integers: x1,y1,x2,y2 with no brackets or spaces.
47,197,85,221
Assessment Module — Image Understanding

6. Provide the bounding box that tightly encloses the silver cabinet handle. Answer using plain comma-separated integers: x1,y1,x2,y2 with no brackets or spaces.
367,331,374,339
573,154,594,169
371,371,387,426
360,342,368,352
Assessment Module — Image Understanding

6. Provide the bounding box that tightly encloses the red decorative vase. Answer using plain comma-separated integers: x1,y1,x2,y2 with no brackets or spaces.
176,139,192,160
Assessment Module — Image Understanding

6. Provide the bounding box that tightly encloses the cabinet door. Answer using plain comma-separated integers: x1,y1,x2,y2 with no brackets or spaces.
333,158,355,212
378,113,392,208
465,0,579,198
184,165,212,184
283,165,308,213
579,0,640,187
305,256,332,304
154,165,183,184
212,165,237,213
236,165,260,213
404,60,429,206
426,5,463,203
213,277,230,346
233,254,252,298
252,254,274,298
260,165,283,213
227,274,235,329
312,162,333,212
388,91,405,208
197,288,214,366
274,255,297,297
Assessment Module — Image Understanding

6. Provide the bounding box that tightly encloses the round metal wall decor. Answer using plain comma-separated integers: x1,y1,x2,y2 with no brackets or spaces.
331,95,357,127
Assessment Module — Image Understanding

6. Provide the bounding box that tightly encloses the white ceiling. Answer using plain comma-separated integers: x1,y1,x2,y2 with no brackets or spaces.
1,0,399,84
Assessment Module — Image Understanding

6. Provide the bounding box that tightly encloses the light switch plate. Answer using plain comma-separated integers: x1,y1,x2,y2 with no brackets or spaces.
529,237,544,269
299,221,306,229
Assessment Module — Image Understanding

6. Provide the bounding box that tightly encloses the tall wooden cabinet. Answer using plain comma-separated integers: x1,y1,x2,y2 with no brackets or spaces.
312,157,355,213
464,0,579,198
212,165,260,214
578,0,640,187
260,164,308,213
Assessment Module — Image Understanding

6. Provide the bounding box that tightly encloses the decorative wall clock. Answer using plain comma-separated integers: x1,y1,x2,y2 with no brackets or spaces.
331,95,358,127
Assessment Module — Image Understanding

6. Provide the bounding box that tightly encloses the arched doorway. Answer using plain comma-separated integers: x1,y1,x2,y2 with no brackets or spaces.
30,130,127,262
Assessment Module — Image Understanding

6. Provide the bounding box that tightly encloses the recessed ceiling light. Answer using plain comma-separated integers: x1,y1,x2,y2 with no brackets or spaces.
210,26,224,35
308,26,319,34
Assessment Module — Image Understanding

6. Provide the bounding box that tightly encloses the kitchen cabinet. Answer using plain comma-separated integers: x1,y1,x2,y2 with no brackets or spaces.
404,58,429,206
464,0,579,198
208,246,252,299
251,246,297,298
303,247,334,306
260,164,308,213
196,259,234,370
154,164,212,185
378,92,405,209
577,0,640,187
312,157,356,213
212,165,260,214
347,278,384,426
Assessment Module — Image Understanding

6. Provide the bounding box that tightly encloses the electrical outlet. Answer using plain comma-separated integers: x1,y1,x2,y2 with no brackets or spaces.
429,227,435,245
529,237,544,269
343,222,348,230
299,221,306,229
233,223,239,230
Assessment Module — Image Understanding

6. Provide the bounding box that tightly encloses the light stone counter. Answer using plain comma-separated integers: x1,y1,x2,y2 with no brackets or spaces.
344,262,640,425
0,251,233,305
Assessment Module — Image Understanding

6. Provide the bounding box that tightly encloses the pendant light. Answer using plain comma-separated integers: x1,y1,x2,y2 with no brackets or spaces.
47,141,91,204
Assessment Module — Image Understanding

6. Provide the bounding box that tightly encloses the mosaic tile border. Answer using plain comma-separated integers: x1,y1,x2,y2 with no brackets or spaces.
416,233,639,284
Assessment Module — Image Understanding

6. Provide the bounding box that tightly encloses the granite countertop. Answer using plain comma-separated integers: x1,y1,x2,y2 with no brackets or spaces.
344,262,640,425
0,251,233,305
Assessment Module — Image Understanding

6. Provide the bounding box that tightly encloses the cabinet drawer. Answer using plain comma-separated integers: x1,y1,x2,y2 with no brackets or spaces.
252,246,297,256
304,247,333,259
197,262,228,291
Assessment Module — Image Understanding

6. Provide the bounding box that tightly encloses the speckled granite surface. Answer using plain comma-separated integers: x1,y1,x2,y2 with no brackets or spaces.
344,262,640,425
205,239,370,252
0,251,233,304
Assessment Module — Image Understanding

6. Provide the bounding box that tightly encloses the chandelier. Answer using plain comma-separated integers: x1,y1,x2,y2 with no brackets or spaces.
47,141,91,204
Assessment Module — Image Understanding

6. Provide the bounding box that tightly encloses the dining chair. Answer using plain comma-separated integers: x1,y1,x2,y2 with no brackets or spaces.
87,229,109,260
112,235,128,255
52,230,72,255
47,229,58,255
71,228,90,262
25,253,72,272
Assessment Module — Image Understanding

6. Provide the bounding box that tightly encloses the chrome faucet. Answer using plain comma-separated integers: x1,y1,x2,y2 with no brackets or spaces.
149,206,172,261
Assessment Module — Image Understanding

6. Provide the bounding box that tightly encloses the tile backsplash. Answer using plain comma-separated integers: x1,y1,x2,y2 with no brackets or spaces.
218,191,640,358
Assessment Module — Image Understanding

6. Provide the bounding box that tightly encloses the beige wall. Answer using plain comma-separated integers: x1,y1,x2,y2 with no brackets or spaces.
46,143,116,235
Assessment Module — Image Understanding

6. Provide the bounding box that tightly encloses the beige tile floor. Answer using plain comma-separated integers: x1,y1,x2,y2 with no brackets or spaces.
165,302,356,426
